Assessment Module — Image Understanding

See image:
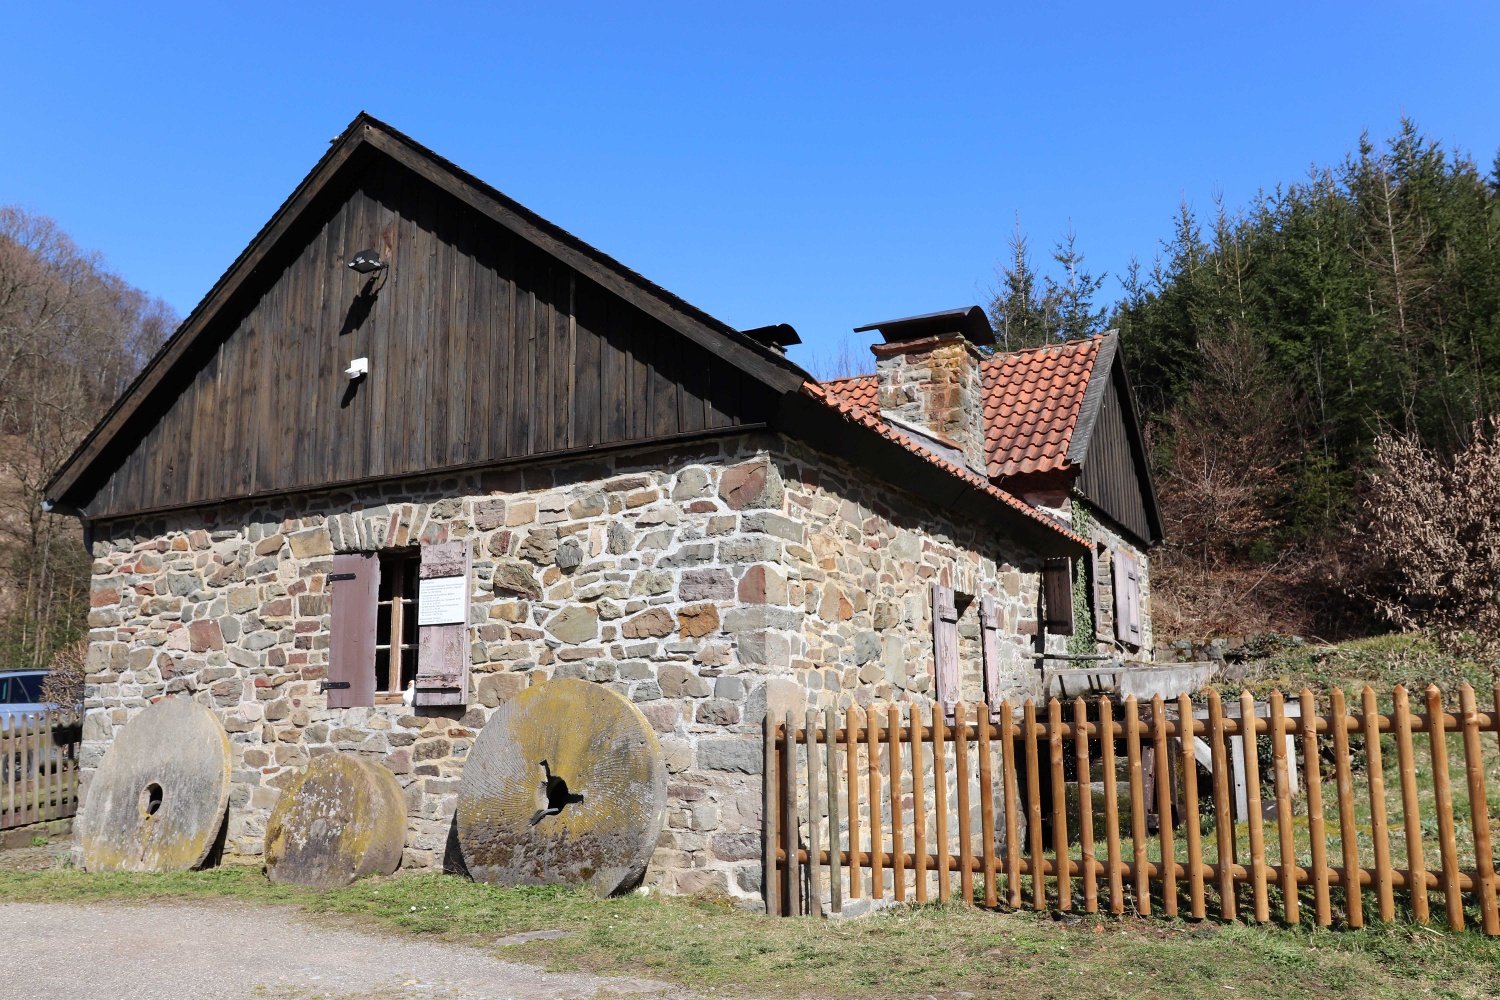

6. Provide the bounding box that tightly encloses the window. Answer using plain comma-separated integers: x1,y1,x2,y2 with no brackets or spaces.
375,550,419,703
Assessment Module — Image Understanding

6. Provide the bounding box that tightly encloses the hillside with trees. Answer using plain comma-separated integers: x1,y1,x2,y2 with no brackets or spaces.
999,118,1500,650
0,206,175,672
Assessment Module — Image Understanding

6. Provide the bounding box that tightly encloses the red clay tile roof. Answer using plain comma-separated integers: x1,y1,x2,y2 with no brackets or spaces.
981,337,1104,477
820,374,877,412
819,336,1107,480
800,380,1087,547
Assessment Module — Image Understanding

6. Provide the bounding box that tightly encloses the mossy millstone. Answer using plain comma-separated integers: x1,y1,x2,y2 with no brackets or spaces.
457,678,667,895
264,753,406,889
77,697,231,872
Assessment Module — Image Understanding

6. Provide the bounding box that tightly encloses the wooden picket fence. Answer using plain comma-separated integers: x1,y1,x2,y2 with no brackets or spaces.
763,684,1500,933
0,711,81,830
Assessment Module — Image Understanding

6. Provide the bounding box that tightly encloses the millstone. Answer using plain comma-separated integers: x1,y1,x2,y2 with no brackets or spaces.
77,697,231,872
457,678,667,895
264,753,406,889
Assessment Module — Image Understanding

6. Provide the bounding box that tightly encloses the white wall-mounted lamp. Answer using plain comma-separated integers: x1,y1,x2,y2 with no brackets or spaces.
345,357,369,380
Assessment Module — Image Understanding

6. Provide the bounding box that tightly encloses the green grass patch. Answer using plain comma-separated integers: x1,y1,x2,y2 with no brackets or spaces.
1218,632,1498,701
3,865,1500,998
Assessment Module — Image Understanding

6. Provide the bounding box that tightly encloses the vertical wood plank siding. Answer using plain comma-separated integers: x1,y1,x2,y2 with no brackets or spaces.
78,155,773,518
1075,373,1151,544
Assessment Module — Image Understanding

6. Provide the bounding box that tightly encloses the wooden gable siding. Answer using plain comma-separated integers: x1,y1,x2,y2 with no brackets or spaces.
76,154,773,518
1075,371,1152,544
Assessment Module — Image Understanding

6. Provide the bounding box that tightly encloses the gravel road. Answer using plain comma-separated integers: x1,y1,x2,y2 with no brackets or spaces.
0,901,692,1000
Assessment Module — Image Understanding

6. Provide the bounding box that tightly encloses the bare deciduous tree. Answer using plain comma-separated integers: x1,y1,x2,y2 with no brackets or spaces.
0,205,176,670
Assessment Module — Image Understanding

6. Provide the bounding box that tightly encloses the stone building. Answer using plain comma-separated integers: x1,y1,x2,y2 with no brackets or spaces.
46,115,1160,900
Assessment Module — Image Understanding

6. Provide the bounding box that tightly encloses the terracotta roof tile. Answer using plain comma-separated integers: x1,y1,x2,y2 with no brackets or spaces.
980,337,1104,477
800,381,1086,547
820,374,877,412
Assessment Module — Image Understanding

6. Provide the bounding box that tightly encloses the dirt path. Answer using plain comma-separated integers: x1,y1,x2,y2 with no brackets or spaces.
0,900,692,1000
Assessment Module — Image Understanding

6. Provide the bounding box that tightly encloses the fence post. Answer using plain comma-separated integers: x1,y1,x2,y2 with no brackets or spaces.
1269,692,1298,925
1048,698,1070,911
1101,698,1123,915
1152,695,1175,917
888,704,905,902
826,705,843,915
1238,691,1269,923
1024,700,1044,910
1001,700,1022,909
846,705,861,901
807,708,825,917
1204,690,1235,919
933,702,950,903
978,702,997,908
1125,696,1148,915
1301,688,1331,926
867,705,883,900
1362,687,1394,922
910,703,927,904
763,713,778,915
1425,686,1463,931
1177,694,1205,919
955,701,973,905
782,709,800,916
1330,688,1362,927
1459,684,1499,935
1077,697,1098,914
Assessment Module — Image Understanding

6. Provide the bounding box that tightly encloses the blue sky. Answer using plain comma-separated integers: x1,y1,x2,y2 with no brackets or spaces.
3,2,1498,375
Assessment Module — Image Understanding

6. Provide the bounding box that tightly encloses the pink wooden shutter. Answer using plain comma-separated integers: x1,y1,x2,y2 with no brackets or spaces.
932,584,959,716
1123,552,1144,646
979,595,1003,719
328,552,379,708
1112,549,1143,646
1041,559,1075,636
415,541,471,707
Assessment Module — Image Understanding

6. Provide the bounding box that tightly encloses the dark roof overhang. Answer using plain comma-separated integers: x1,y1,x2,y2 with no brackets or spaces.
853,305,996,347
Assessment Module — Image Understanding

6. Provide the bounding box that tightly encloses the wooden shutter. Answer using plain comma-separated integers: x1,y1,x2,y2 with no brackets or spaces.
979,595,1003,719
328,552,379,709
932,584,960,716
415,541,471,707
1112,548,1144,647
1041,558,1074,636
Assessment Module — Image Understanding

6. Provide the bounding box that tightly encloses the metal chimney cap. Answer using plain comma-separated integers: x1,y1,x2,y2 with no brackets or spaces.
853,305,995,347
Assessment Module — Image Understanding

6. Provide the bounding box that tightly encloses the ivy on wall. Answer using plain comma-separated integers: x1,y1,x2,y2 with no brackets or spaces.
1068,497,1096,655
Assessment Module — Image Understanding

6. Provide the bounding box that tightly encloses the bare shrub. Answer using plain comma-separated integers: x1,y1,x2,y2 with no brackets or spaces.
1355,417,1500,651
40,638,85,709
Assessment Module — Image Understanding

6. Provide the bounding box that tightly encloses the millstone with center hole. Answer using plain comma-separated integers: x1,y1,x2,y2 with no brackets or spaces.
264,753,406,889
457,678,666,895
77,697,230,872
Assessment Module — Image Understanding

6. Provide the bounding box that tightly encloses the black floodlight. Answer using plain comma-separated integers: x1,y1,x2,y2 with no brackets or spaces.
347,249,387,274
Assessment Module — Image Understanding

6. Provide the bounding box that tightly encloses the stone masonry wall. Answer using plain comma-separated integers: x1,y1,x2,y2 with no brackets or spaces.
872,337,989,474
1086,510,1154,661
78,432,1051,901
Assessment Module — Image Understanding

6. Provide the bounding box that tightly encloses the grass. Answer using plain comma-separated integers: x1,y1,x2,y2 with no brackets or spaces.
2,864,1500,998
1215,632,1499,702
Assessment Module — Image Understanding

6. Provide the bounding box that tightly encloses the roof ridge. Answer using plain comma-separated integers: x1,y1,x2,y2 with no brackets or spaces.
982,334,1104,366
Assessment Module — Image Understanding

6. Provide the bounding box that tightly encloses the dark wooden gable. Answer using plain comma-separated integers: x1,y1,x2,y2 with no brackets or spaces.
50,124,790,519
1072,349,1163,546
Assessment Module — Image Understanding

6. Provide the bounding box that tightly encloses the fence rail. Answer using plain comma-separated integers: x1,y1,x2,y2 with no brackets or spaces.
763,684,1500,933
0,711,81,831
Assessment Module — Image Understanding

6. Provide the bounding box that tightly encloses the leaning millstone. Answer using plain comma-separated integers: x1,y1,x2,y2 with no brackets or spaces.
264,753,406,889
457,678,666,896
77,696,231,873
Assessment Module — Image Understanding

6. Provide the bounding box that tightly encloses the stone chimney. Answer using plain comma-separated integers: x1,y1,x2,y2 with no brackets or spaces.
856,306,995,474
